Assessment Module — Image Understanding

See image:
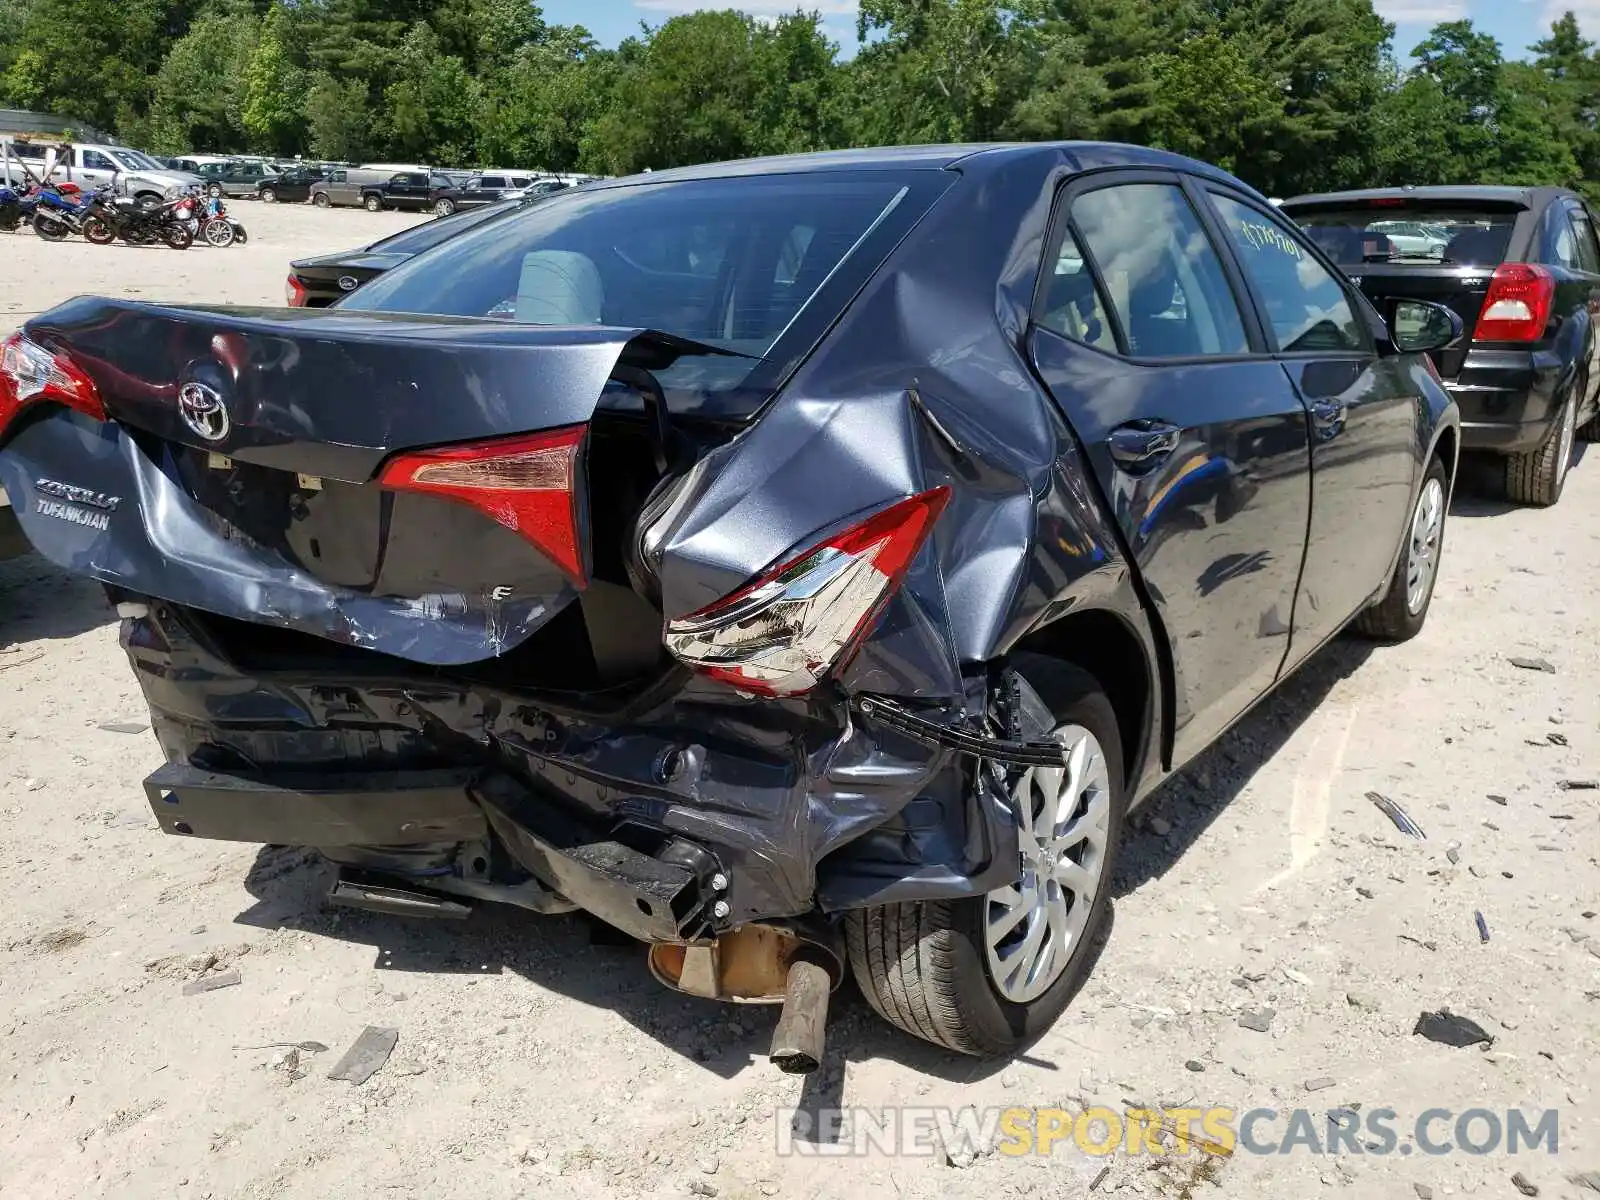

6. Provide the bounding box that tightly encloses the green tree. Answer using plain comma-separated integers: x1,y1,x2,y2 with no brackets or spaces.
304,71,370,161
241,3,305,153
1142,33,1281,177
378,22,478,164
145,3,259,153
476,30,615,170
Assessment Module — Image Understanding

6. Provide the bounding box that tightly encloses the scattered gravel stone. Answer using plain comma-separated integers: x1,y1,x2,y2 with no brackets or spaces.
1413,1010,1493,1048
1147,816,1172,837
696,1156,719,1176
687,1180,718,1197
1508,657,1555,673
1304,1077,1336,1092
1185,1060,1206,1073
182,969,241,996
1487,793,1508,805
1237,1008,1275,1033
1511,1171,1539,1197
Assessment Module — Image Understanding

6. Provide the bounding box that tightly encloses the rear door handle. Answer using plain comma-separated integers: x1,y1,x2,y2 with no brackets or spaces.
1108,420,1181,470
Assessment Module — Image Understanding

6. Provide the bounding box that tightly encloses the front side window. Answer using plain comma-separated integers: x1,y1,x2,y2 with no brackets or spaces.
81,150,115,171
1211,194,1365,353
1070,183,1250,359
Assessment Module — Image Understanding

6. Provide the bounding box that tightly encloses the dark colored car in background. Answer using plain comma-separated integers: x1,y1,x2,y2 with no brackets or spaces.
258,166,324,204
195,159,275,198
1282,186,1600,506
284,197,532,307
0,144,1460,1065
361,171,458,214
441,174,565,210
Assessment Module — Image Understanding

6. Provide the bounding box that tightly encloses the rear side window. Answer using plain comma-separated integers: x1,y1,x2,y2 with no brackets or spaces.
1070,183,1250,359
1211,194,1365,353
1036,228,1117,353
1572,208,1600,274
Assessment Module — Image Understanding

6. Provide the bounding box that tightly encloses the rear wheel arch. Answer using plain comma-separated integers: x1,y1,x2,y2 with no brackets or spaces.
1009,606,1160,793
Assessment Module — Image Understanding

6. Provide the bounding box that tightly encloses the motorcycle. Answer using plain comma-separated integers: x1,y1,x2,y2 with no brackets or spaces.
196,193,245,247
81,190,194,249
30,182,101,242
0,183,29,232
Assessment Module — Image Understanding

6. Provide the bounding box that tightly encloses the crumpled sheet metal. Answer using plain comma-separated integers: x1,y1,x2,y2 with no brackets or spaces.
0,412,568,665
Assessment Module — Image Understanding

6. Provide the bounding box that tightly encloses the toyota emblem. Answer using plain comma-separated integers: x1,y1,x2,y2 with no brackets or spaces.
177,381,231,443
338,275,359,291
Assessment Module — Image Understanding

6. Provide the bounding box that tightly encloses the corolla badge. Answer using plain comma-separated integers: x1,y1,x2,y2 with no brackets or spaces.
178,381,230,442
338,275,359,291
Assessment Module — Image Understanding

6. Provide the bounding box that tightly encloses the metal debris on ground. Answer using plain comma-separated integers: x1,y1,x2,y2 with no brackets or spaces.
1511,1171,1540,1196
1558,780,1598,791
1089,1165,1111,1191
1507,657,1556,673
232,1041,329,1053
1366,792,1425,839
1570,1171,1600,1193
1487,794,1508,805
1547,732,1568,747
182,968,241,996
326,1025,399,1085
1446,843,1461,865
1413,1185,1433,1200
96,721,149,734
1304,1077,1336,1092
1475,912,1490,944
1413,1010,1493,1048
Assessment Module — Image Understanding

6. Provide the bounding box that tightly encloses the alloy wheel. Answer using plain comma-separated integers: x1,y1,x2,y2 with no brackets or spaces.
1405,475,1445,615
983,723,1112,1004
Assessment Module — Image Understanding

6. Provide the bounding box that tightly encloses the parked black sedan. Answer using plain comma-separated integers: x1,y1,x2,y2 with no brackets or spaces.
1282,186,1600,506
285,197,529,307
1,144,1460,1061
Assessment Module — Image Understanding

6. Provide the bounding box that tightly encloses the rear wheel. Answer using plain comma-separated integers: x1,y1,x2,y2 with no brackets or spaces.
845,656,1123,1055
1355,455,1448,642
202,217,234,248
364,194,382,212
313,192,330,208
1505,386,1577,506
164,222,194,250
260,187,276,204
434,197,456,215
31,212,68,241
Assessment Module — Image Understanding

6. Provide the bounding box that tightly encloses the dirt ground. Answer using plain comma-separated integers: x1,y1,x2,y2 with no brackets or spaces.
1,202,1597,1200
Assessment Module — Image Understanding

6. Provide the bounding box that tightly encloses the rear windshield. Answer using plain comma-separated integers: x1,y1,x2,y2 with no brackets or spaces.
1288,205,1520,267
341,172,922,362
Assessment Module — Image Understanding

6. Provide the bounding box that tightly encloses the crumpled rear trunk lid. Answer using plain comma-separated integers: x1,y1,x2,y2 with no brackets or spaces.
0,298,712,665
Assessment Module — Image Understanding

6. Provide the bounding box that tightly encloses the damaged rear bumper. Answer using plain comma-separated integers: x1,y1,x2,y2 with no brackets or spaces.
125,601,1023,934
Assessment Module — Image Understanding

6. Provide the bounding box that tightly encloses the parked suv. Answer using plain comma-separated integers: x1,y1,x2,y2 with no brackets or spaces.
195,159,275,198
360,171,459,213
1283,185,1600,506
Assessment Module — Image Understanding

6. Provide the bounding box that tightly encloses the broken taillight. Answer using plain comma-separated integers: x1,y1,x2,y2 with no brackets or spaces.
1474,263,1555,342
0,330,104,438
377,425,588,584
664,487,950,697
285,274,308,307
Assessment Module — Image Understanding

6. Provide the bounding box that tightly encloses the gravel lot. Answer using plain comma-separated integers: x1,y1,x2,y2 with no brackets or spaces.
1,202,1597,1200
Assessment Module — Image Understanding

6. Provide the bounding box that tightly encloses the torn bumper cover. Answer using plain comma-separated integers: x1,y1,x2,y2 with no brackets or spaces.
127,603,1029,933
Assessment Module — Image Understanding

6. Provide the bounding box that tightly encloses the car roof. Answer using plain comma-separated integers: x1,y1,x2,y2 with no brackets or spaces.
582,142,1257,194
1281,185,1577,211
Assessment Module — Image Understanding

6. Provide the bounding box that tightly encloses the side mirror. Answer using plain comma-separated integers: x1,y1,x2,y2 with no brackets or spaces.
1388,299,1464,355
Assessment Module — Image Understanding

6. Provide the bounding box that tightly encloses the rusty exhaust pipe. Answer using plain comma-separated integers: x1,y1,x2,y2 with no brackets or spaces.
768,958,831,1074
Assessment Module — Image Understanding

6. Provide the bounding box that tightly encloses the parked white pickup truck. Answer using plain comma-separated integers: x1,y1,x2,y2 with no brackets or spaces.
2,141,201,207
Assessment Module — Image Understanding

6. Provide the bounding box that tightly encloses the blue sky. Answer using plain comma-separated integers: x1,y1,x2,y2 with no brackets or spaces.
537,0,1598,62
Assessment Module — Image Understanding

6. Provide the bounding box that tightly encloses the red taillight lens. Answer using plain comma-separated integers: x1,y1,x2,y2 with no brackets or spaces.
285,275,308,307
664,487,951,696
1474,263,1555,342
378,425,588,585
0,331,104,438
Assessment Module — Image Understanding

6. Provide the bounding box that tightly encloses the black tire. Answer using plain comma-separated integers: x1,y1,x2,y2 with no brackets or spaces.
135,192,162,211
164,223,193,250
1355,454,1449,642
313,192,330,208
434,198,455,215
31,212,69,241
82,215,115,245
844,655,1124,1056
363,194,382,212
206,183,223,199
1504,384,1577,507
260,187,276,203
1578,370,1600,442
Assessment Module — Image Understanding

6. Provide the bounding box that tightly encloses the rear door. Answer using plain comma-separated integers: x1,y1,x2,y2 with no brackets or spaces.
1205,188,1419,659
1028,171,1314,764
1547,199,1600,392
